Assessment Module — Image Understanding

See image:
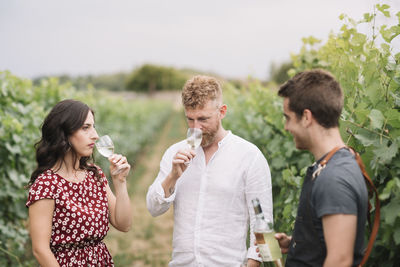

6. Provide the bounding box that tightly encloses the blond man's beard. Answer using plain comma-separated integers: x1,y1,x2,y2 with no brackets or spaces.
201,123,220,148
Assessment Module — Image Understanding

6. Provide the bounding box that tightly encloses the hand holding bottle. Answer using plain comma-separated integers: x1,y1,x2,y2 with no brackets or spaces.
252,198,284,267
246,259,261,267
274,233,292,254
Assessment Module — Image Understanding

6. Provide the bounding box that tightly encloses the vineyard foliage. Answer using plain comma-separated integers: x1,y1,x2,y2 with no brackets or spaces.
0,71,172,266
224,4,400,266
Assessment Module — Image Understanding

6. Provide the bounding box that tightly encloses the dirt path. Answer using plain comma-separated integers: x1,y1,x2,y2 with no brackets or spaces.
104,109,186,266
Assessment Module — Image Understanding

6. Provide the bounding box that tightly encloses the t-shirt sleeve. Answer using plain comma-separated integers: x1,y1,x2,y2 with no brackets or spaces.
26,174,56,207
312,166,358,218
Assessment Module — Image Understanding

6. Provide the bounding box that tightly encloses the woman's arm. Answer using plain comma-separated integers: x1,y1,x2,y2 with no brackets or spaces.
107,154,132,232
29,199,60,267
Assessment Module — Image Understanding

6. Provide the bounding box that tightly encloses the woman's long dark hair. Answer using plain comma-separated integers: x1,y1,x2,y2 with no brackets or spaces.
28,99,100,187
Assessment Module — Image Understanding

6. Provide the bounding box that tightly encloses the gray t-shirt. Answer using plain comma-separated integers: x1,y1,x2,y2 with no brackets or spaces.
312,148,368,265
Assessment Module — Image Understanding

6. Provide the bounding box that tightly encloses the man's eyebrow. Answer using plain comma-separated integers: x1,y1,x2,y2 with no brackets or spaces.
186,115,211,119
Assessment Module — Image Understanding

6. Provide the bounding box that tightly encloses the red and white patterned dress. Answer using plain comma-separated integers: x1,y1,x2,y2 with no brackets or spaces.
26,168,114,266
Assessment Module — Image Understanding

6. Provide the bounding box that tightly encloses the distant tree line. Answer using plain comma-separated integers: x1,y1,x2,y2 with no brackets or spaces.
33,64,205,93
32,62,292,92
33,72,129,91
125,64,188,93
269,61,293,85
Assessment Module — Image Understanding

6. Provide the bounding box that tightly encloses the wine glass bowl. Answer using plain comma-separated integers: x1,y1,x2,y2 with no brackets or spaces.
96,135,114,158
184,128,202,166
186,128,202,150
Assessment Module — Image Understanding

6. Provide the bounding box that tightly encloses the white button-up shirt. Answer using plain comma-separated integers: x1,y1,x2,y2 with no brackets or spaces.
146,131,273,267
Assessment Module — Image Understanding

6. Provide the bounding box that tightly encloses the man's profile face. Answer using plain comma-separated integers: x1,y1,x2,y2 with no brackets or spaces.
185,100,222,148
283,98,309,150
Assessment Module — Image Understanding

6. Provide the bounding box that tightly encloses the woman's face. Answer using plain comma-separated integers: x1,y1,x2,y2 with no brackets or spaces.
68,111,99,158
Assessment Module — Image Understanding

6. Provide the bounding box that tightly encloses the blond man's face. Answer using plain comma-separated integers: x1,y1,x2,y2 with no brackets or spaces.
184,100,223,148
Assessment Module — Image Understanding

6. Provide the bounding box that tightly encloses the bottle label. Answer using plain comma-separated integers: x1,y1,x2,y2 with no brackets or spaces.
255,231,283,261
258,243,273,261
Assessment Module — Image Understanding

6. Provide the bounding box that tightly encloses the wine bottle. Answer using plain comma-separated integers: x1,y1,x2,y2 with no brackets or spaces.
252,198,284,267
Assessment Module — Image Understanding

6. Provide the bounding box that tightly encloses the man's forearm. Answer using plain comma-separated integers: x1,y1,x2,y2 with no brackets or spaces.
161,173,177,198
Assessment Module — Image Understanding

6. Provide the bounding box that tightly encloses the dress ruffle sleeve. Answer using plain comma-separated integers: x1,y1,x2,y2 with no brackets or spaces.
26,171,56,207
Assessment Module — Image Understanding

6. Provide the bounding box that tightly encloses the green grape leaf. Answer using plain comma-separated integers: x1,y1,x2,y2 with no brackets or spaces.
5,142,22,154
354,102,369,122
364,79,381,105
8,169,19,184
350,32,367,46
376,4,391,17
380,25,400,42
388,92,400,107
380,179,395,200
301,36,321,46
381,43,391,53
369,109,384,129
362,13,374,23
354,129,376,146
394,227,400,245
383,201,400,225
385,109,400,128
373,141,399,164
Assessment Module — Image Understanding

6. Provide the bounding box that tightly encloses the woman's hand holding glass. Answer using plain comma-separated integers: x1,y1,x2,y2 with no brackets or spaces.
109,154,130,181
96,135,131,181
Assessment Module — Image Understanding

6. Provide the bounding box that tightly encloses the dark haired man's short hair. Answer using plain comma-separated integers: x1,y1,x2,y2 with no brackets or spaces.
278,69,343,128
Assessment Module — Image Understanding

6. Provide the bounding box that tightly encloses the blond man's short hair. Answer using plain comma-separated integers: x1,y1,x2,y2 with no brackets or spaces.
182,75,222,109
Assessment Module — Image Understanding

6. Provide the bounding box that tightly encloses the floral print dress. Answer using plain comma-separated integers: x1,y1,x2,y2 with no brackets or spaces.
27,169,114,266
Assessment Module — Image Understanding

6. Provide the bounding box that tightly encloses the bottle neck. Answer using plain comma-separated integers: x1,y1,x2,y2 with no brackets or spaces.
252,198,273,231
255,212,265,220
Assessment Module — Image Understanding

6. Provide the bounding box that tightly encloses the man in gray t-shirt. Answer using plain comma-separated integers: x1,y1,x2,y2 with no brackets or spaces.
286,148,368,266
273,69,368,266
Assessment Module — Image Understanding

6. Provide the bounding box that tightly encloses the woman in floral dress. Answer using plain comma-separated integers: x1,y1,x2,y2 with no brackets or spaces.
26,99,132,266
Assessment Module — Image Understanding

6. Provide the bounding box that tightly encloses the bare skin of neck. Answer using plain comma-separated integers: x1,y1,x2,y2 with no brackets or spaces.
308,124,345,160
52,151,85,181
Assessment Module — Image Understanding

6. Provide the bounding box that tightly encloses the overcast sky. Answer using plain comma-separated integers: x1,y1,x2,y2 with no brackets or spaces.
0,0,398,80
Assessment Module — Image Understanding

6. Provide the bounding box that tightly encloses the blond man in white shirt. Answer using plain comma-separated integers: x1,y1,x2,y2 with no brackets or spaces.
146,75,272,267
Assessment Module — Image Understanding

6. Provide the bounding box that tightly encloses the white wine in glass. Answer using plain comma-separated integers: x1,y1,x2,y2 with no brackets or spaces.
96,135,125,175
96,135,114,158
185,128,202,165
186,128,202,150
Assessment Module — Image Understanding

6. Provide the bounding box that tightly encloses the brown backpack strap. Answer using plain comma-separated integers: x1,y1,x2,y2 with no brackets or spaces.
347,147,380,267
313,146,380,267
312,146,344,179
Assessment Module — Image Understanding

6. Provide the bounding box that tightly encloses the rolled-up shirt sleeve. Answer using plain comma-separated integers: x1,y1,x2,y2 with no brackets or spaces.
146,145,177,217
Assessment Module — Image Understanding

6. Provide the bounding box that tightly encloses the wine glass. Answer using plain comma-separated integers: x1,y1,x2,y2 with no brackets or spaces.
96,135,114,158
184,128,202,165
96,135,124,175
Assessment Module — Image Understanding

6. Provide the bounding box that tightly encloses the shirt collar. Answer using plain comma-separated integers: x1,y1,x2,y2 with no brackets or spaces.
217,130,232,147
